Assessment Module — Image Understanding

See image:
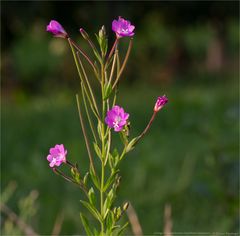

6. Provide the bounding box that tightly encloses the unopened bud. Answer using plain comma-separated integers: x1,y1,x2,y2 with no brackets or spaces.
113,207,117,215
46,20,68,39
123,202,129,211
154,95,168,112
79,28,89,40
99,25,106,39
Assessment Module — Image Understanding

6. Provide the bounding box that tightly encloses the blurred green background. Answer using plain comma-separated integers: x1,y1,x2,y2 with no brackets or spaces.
1,1,239,235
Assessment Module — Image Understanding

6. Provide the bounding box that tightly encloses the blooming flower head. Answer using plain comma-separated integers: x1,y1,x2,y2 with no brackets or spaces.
105,105,129,132
112,17,135,38
154,95,168,112
46,20,68,38
47,144,67,167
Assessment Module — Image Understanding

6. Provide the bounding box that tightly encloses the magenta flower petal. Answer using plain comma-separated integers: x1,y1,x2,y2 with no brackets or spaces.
46,20,68,38
112,17,135,38
105,105,129,132
154,95,168,112
46,144,67,168
47,154,53,162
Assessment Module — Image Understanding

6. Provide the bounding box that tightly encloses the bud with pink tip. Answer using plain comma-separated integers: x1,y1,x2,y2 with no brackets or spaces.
46,20,68,38
154,95,168,112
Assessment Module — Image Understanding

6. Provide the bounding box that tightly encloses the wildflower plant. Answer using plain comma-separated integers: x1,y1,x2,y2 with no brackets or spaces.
46,17,168,235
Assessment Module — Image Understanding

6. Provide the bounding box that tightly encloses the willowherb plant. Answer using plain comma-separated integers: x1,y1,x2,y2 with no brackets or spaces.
46,17,168,235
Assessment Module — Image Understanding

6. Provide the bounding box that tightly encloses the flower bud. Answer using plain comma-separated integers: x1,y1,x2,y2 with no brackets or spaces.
123,202,129,211
99,25,106,39
154,95,168,112
46,20,68,38
79,28,89,40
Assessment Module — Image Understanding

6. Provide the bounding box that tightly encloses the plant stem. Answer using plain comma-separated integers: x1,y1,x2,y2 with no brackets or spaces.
69,38,97,73
100,61,106,234
81,83,98,144
68,39,100,120
53,168,88,195
112,38,133,89
76,94,97,176
106,37,119,66
107,49,118,87
136,111,157,145
100,158,105,233
76,51,100,118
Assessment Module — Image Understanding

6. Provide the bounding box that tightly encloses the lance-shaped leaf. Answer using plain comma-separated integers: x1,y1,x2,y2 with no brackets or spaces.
103,189,115,219
80,213,93,236
103,170,119,192
93,142,102,159
90,167,100,190
88,187,96,206
80,200,102,222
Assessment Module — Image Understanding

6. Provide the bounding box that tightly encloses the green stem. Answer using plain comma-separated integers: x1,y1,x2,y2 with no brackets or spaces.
69,38,97,73
100,159,105,233
76,51,100,118
100,61,106,234
76,94,97,176
81,83,98,144
107,49,118,87
68,39,100,120
106,38,119,66
53,168,88,195
135,111,157,145
112,38,133,89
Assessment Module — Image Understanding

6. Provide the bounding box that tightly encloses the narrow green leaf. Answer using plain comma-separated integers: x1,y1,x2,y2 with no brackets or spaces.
106,210,115,232
103,83,112,100
80,213,93,236
97,122,102,140
108,153,114,169
125,137,137,153
93,228,99,236
103,189,115,217
93,142,102,159
103,170,118,192
90,167,100,190
88,187,96,206
83,172,89,185
116,222,129,235
80,200,102,222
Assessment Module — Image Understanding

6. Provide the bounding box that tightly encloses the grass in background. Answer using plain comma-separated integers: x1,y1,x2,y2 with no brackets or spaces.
1,77,239,235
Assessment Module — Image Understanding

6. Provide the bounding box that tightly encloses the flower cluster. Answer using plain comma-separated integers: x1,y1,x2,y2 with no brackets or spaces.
45,16,168,235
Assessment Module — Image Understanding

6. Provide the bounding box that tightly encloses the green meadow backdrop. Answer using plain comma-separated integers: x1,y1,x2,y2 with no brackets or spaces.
1,1,239,235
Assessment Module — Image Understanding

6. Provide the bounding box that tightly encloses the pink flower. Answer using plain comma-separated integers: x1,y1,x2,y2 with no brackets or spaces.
112,17,135,38
105,105,129,132
154,95,168,112
47,144,67,167
46,20,68,38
